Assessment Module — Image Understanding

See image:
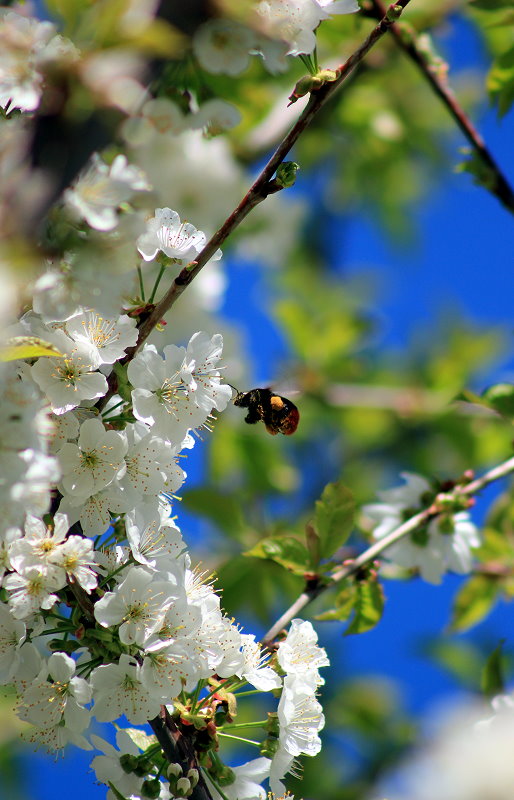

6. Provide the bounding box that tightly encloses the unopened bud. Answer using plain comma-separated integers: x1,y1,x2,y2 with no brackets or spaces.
187,769,199,788
275,162,300,188
175,777,191,797
141,778,161,799
386,3,403,21
167,763,183,779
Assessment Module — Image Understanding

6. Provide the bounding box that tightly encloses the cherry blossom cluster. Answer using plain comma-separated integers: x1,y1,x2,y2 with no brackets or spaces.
363,472,481,584
0,262,329,799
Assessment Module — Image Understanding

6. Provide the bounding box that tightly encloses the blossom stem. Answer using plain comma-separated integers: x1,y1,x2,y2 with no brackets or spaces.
148,265,166,304
189,679,207,714
137,265,146,301
262,454,514,645
216,732,261,746
218,720,268,730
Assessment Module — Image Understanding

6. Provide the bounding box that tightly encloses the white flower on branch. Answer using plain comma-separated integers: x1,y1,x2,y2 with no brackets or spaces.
58,417,127,499
276,618,330,687
127,333,231,443
193,19,254,76
65,310,138,366
30,329,108,414
90,731,145,800
90,653,161,724
238,633,283,692
208,757,272,800
4,564,65,619
0,602,26,684
125,504,186,571
256,0,359,57
64,153,150,232
93,565,179,647
137,206,221,266
363,472,481,585
18,652,92,731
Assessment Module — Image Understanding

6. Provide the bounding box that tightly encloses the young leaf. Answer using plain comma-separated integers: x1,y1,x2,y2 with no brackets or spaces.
449,574,499,633
0,336,63,362
481,641,505,697
314,481,355,560
345,576,384,636
244,536,311,576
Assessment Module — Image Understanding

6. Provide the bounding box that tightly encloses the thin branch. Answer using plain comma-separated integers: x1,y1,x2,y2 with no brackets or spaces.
96,2,412,411
325,382,499,417
262,454,514,644
365,0,514,214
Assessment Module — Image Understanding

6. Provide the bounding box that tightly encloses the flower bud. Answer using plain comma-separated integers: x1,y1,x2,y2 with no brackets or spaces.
275,162,300,189
175,777,191,797
141,778,161,799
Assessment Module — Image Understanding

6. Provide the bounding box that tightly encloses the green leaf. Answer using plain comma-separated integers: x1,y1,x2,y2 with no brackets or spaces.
316,581,356,621
313,481,355,560
482,383,514,417
449,574,499,632
0,336,63,362
481,641,505,697
244,536,310,576
345,577,384,635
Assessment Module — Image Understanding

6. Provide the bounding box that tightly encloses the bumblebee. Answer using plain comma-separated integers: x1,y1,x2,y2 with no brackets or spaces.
233,387,300,436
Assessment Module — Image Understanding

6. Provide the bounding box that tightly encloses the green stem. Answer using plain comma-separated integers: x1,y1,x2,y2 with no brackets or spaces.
101,398,124,417
218,720,267,730
217,732,261,746
137,265,146,301
189,679,206,714
232,689,262,698
98,561,130,588
148,265,166,303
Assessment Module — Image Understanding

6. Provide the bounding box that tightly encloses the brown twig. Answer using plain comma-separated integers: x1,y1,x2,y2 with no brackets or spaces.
149,707,214,800
262,454,514,645
365,0,514,214
96,2,412,411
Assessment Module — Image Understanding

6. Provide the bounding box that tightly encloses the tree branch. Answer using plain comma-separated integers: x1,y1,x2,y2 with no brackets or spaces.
149,707,214,800
262,453,514,645
96,2,412,411
365,0,514,214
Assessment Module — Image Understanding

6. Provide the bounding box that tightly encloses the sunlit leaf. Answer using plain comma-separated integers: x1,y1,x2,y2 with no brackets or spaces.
345,576,384,635
313,481,355,560
244,535,310,576
0,337,63,362
449,574,499,632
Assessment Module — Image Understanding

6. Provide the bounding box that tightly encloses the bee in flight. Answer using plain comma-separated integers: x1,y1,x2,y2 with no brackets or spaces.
232,387,300,436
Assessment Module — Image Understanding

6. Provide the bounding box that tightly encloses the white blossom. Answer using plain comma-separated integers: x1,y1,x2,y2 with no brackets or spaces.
192,19,254,76
238,634,282,692
65,310,138,365
90,731,145,800
208,757,271,800
93,565,178,646
58,417,127,498
136,207,219,265
64,153,150,231
276,618,329,687
90,653,161,723
257,0,359,56
0,602,26,684
363,472,481,584
30,329,108,414
4,564,65,618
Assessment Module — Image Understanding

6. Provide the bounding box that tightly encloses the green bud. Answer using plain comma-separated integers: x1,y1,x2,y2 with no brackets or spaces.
386,4,403,21
216,766,236,787
141,778,161,799
275,162,300,189
120,754,139,774
410,526,429,547
288,75,316,104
